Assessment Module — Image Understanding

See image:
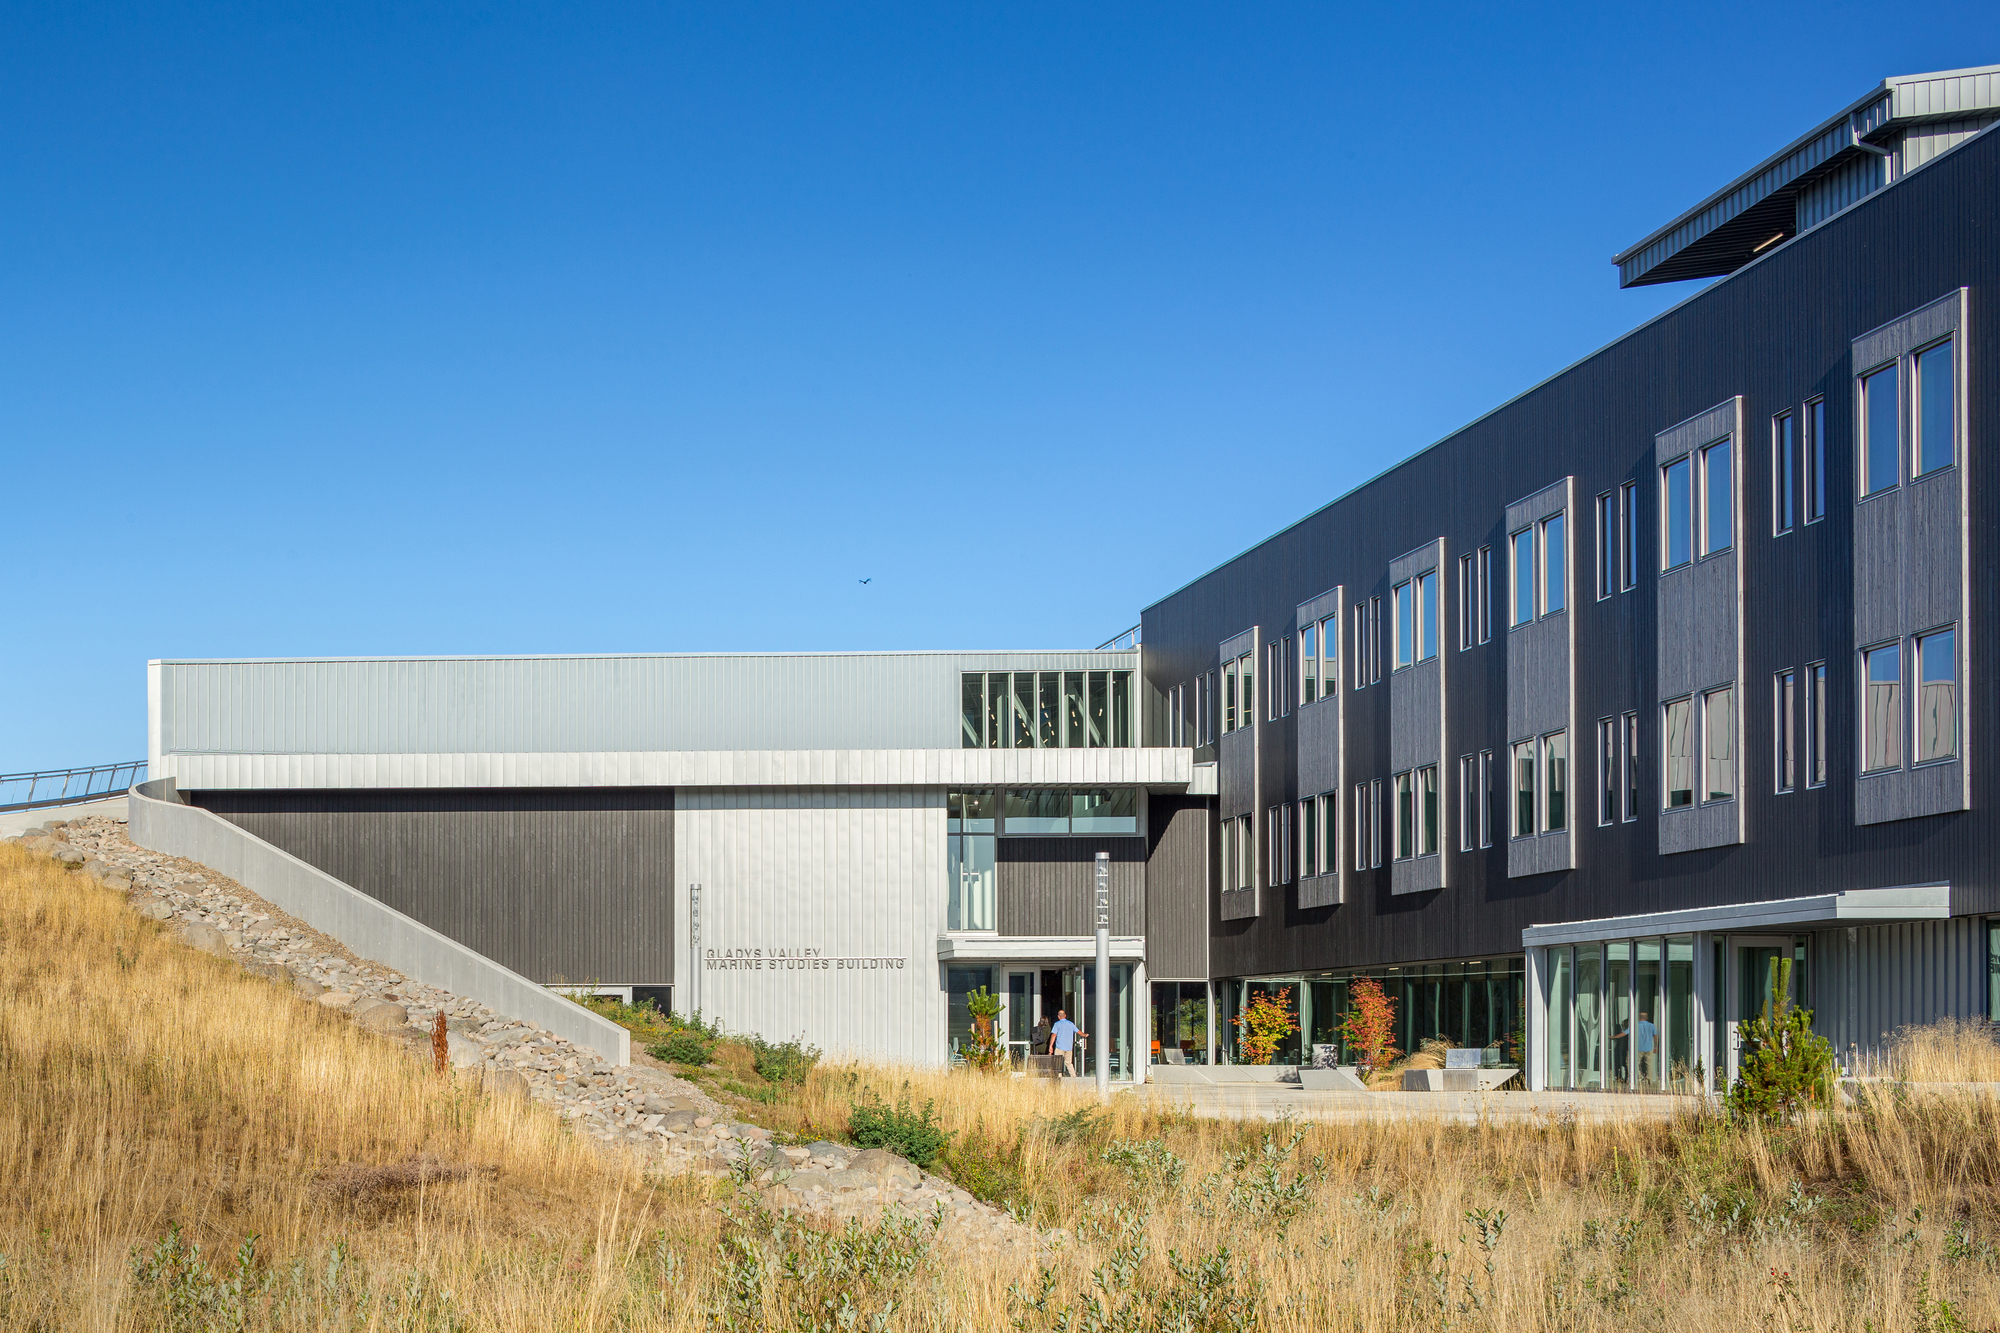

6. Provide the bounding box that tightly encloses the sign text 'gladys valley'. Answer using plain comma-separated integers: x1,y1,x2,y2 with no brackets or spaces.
703,946,906,972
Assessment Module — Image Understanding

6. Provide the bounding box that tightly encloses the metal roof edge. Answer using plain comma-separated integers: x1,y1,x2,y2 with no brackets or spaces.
151,648,1138,666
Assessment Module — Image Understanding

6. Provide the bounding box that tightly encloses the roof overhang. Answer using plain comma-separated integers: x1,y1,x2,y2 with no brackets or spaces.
1521,883,1950,947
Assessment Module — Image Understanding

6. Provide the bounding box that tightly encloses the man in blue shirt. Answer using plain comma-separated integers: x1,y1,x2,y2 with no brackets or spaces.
1633,1010,1658,1084
1048,1009,1084,1077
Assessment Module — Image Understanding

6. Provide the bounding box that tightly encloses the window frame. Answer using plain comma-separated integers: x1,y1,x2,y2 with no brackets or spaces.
1415,764,1440,857
1541,511,1567,616
1595,491,1614,600
1860,360,1901,500
1476,545,1493,642
1860,640,1904,776
1510,528,1535,628
1619,480,1638,591
1416,569,1439,662
1698,438,1733,558
1700,685,1735,805
1598,717,1616,826
1913,337,1958,480
1913,626,1958,768
1392,771,1416,861
1392,580,1415,671
1510,739,1537,840
1773,411,1796,535
1542,730,1568,833
1804,662,1827,787
1774,669,1797,794
1661,454,1693,571
1662,696,1695,810
1620,711,1639,821
1805,398,1827,523
1478,749,1494,848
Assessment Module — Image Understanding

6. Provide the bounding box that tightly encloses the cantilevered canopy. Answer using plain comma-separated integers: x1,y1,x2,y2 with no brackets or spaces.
1521,884,1950,948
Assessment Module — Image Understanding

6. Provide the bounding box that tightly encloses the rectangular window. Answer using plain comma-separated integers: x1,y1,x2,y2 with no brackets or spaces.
1300,622,1318,705
1775,670,1796,793
1863,364,1900,497
1862,642,1903,773
1702,686,1734,802
1595,492,1613,599
1662,456,1692,569
1012,672,1035,749
1543,731,1568,832
1416,765,1439,856
1265,643,1277,719
1542,512,1566,614
1917,628,1958,764
1510,528,1535,626
1369,598,1382,683
1459,554,1475,648
1700,440,1732,556
1353,605,1367,690
1241,815,1256,890
1511,741,1536,839
1416,569,1438,661
1806,663,1827,787
1003,789,1070,834
1354,784,1368,872
1370,779,1382,868
1071,789,1138,835
1621,711,1639,820
1220,817,1234,891
1392,580,1414,670
961,673,985,748
1598,718,1616,825
1620,480,1638,590
1477,545,1493,641
1065,670,1087,746
1393,772,1415,860
1478,750,1494,847
1112,671,1131,746
1916,340,1956,476
1773,412,1795,534
945,791,997,931
1458,754,1475,851
1299,798,1316,878
1319,792,1338,874
1238,654,1253,731
987,672,1008,748
1321,617,1337,694
1806,398,1827,522
1223,659,1237,733
1663,698,1694,809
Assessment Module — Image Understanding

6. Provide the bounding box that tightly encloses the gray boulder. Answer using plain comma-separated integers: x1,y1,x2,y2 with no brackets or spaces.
848,1148,922,1187
135,898,175,921
289,971,326,997
178,922,229,956
350,999,410,1033
483,1069,531,1100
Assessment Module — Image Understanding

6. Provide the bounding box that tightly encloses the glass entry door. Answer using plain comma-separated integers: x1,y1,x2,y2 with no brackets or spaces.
1726,937,1799,1085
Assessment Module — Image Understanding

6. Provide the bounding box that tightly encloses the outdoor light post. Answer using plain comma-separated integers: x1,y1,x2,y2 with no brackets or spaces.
1094,851,1110,1098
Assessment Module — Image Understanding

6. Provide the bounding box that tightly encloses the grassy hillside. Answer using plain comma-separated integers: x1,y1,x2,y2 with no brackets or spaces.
7,841,2000,1330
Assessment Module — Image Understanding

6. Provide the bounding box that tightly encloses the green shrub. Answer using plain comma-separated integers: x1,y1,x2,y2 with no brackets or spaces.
1726,956,1835,1122
942,1129,1023,1205
748,1035,822,1085
848,1089,952,1168
650,1029,717,1067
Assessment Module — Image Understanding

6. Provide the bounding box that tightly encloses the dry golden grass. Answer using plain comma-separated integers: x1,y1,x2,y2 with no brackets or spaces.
1888,1016,2000,1083
9,839,2000,1330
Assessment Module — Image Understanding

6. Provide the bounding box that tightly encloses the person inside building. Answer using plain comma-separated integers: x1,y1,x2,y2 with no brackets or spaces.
1048,1008,1084,1077
1632,1010,1657,1084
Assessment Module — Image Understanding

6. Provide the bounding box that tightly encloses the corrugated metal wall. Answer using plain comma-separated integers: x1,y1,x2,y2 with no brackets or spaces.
995,838,1145,936
158,651,1137,757
1810,917,1989,1051
1795,154,1883,230
193,789,675,986
674,787,947,1065
1901,116,2000,174
1145,796,1209,980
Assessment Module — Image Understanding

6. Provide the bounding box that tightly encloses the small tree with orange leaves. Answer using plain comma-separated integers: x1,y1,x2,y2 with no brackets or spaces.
1340,977,1401,1081
1232,986,1299,1065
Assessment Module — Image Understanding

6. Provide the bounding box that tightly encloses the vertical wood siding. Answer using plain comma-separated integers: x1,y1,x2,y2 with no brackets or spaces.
996,838,1145,936
1145,796,1210,980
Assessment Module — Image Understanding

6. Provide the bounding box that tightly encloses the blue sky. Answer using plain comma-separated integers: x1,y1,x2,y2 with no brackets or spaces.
3,3,1993,771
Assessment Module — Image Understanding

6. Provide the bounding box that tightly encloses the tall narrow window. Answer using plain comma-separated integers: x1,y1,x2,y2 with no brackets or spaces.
1773,412,1795,534
1543,731,1568,832
1458,755,1475,851
1511,529,1535,626
1863,364,1900,497
1775,670,1796,793
1369,779,1383,868
1300,623,1318,705
1862,643,1903,773
988,672,1008,748
1702,686,1734,802
1598,718,1616,825
1222,660,1236,734
1459,554,1475,648
1238,654,1253,731
1477,750,1493,847
1620,481,1638,590
1417,766,1439,855
1662,456,1692,569
1299,798,1316,879
1700,440,1732,556
1621,711,1639,820
1416,570,1438,661
1917,629,1958,763
1392,581,1415,670
1806,662,1827,786
1542,513,1566,614
1354,605,1367,690
1354,785,1368,872
1476,546,1493,642
1595,492,1613,599
1220,818,1234,890
1065,670,1086,746
1012,672,1035,749
1512,741,1537,838
1663,698,1694,809
1369,598,1382,683
1394,772,1415,860
1318,792,1337,874
1806,399,1827,522
1916,340,1956,476
962,674,985,748
1279,804,1293,883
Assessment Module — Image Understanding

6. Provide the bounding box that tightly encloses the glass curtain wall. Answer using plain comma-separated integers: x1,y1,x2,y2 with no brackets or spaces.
960,670,1135,748
945,791,996,930
1547,934,1710,1092
1149,982,1210,1064
1575,946,1603,1089
1228,958,1526,1068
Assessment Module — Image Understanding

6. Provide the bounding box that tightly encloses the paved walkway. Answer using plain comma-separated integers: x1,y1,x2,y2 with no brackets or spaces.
1133,1079,1696,1124
0,795,127,839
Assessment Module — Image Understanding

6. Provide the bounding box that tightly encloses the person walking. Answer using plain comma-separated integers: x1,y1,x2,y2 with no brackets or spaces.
1048,1008,1085,1077
1632,1010,1658,1085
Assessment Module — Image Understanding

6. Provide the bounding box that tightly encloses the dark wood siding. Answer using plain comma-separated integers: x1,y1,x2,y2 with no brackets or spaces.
191,788,675,986
1140,127,2000,980
996,837,1144,936
1145,796,1209,979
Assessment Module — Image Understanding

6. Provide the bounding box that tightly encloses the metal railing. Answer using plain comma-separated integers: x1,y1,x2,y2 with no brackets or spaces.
0,761,147,812
1096,624,1142,651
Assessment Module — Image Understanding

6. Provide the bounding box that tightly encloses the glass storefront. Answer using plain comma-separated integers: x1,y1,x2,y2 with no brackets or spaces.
1213,957,1525,1066
1149,981,1210,1064
974,962,1137,1079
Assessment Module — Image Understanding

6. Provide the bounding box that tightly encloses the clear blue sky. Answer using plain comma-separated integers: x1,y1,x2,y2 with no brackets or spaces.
4,4,1993,771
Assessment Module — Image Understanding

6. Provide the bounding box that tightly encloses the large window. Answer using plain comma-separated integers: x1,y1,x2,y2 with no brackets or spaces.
1508,737,1564,837
1223,659,1237,733
960,670,1132,748
1544,731,1568,831
1773,412,1795,535
1511,528,1535,627
1238,653,1253,728
1702,686,1734,802
1918,629,1958,764
1700,440,1733,557
1512,740,1536,838
1299,618,1335,706
1663,698,1694,809
1863,364,1899,497
1862,643,1903,773
1392,767,1440,860
1542,514,1566,614
999,788,1139,836
1392,571,1439,668
946,791,997,931
1511,514,1566,626
1916,340,1956,477
1417,766,1439,855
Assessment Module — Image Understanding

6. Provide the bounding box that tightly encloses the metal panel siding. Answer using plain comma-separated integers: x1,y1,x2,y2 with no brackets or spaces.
1901,116,2000,174
1145,796,1209,980
995,838,1145,936
1796,154,1884,230
1809,917,1988,1051
674,787,946,1065
157,651,1137,758
192,789,675,986
1139,127,2000,982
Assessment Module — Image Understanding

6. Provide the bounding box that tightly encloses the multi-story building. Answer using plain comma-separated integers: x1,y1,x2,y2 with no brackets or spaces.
144,66,1998,1089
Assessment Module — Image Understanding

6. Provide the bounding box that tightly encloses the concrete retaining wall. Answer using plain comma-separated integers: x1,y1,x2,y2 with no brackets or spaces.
127,779,629,1064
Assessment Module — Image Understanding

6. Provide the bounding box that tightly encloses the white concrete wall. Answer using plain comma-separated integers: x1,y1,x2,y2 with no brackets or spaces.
675,787,948,1065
